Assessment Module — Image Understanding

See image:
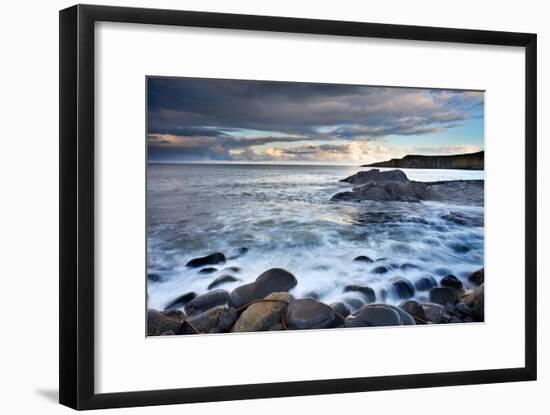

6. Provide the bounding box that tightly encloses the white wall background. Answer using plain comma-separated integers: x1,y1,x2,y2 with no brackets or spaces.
0,0,547,413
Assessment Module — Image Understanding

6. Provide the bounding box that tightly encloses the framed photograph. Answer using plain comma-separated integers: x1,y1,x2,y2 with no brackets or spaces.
59,4,537,410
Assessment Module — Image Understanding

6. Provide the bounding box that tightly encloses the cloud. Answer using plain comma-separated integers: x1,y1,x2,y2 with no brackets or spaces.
147,78,484,162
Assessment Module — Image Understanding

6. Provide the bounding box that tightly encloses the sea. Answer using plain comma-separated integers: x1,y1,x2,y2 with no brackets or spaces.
147,163,484,310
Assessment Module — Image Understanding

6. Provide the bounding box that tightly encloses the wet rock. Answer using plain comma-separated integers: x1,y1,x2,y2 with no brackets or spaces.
343,285,376,303
164,292,197,311
399,300,426,322
345,304,402,327
186,252,226,268
185,290,229,314
198,267,218,274
448,243,471,254
429,287,458,305
222,266,242,274
373,265,389,274
414,275,437,291
285,298,336,329
161,309,185,322
341,169,409,185
304,291,321,300
147,309,183,336
440,275,464,291
455,302,475,317
184,306,238,334
390,277,415,299
421,302,446,323
353,255,373,263
229,268,297,309
467,268,484,286
227,247,249,260
232,292,292,332
332,180,429,203
331,302,351,318
376,257,388,262
207,275,241,290
345,298,365,313
388,305,416,325
400,263,420,271
147,273,161,282
472,284,484,321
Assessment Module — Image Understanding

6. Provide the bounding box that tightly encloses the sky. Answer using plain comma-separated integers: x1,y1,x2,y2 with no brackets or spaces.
147,77,484,165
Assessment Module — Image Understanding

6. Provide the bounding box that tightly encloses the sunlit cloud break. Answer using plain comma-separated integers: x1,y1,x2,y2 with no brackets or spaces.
147,78,484,165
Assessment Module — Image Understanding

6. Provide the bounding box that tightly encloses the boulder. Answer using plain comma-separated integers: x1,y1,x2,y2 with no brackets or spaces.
232,292,292,332
472,284,484,321
185,290,229,314
285,298,336,329
147,309,183,336
400,263,420,271
184,306,238,334
467,268,484,286
164,292,197,311
332,180,429,203
186,252,226,268
229,268,297,309
399,300,426,322
222,266,242,274
353,255,373,263
340,169,409,185
227,247,249,260
343,285,376,303
345,304,402,327
331,302,351,318
440,274,464,291
387,305,416,325
147,273,161,282
421,302,446,323
345,298,365,313
429,287,458,305
161,309,185,322
207,275,241,290
414,275,438,291
198,267,218,274
373,265,389,274
390,277,415,299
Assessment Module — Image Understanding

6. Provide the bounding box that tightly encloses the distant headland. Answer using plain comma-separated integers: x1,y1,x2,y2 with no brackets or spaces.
363,151,484,170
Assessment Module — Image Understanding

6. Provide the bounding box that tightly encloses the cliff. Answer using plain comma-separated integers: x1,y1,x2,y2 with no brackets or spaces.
363,151,484,170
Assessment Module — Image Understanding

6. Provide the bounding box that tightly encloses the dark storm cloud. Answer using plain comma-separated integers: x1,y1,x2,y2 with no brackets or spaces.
147,77,483,161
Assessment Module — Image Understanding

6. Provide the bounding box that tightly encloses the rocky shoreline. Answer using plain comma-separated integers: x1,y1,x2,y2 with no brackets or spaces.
148,168,484,336
148,251,484,336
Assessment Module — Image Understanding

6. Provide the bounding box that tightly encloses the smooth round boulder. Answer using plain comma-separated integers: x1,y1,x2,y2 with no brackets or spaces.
472,284,484,321
388,305,416,325
421,302,446,323
285,298,336,329
185,290,229,314
232,292,292,332
440,274,464,291
164,292,197,311
207,275,241,290
391,277,415,299
198,267,218,274
147,309,183,336
344,304,402,327
399,300,426,321
429,287,458,305
353,255,373,263
229,268,297,309
343,285,376,303
400,263,420,271
467,268,484,286
184,306,238,334
414,275,437,291
186,252,226,268
221,266,242,274
373,265,389,274
345,298,365,313
330,302,351,318
147,273,161,282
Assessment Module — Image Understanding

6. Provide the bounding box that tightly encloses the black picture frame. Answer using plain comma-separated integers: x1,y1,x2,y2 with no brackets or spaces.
59,4,537,410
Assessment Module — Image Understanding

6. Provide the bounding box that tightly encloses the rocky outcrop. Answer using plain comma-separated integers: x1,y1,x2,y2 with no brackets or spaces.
331,169,484,205
186,252,226,268
363,151,484,170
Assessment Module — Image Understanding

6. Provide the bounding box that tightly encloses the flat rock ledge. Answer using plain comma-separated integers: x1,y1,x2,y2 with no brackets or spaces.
331,169,483,205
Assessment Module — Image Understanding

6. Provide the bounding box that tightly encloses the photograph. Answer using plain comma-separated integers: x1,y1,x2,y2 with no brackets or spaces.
146,77,485,335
